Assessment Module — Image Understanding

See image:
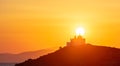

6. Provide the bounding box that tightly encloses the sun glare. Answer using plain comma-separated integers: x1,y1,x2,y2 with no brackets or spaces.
76,27,85,36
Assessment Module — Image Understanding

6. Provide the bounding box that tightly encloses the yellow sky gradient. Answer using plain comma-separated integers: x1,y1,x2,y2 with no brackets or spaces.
0,0,120,53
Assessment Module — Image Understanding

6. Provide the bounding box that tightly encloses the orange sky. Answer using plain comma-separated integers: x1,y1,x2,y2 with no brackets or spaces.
0,0,120,53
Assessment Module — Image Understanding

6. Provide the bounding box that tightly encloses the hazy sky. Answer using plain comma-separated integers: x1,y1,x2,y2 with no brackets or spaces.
0,0,120,53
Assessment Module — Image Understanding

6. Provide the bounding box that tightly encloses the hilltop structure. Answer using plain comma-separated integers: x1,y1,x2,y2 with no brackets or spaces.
15,34,120,66
67,35,86,46
15,39,120,66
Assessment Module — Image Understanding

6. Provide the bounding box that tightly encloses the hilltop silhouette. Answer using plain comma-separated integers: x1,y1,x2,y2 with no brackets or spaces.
15,36,120,66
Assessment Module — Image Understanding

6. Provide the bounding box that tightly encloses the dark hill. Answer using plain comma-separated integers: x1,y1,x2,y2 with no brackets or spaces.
0,48,56,63
15,44,120,66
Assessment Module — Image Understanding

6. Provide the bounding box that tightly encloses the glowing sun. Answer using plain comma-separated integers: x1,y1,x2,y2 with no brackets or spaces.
75,27,85,36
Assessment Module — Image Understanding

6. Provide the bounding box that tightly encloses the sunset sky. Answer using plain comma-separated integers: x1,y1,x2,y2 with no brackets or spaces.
0,0,120,53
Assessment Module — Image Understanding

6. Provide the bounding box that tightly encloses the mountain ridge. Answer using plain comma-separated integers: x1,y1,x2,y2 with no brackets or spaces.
15,44,120,66
0,48,57,63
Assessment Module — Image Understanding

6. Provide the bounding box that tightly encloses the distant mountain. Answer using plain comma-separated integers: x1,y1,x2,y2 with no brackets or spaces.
0,48,57,63
15,44,120,66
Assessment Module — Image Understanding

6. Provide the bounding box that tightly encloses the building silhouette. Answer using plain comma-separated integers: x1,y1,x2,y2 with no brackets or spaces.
67,35,86,46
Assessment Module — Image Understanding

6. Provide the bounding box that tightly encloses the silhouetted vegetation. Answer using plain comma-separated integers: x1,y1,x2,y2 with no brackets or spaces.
15,44,120,66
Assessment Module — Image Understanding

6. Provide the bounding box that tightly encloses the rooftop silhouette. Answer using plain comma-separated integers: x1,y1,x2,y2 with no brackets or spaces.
67,35,86,46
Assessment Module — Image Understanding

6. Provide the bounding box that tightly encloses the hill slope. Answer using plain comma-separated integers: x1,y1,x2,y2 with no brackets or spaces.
15,44,120,66
0,48,56,63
